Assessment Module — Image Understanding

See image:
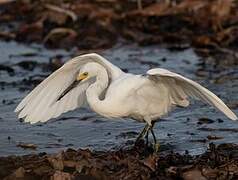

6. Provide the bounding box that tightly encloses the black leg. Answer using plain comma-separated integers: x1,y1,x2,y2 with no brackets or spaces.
135,121,160,152
150,121,157,143
135,123,149,143
145,130,149,145
151,121,156,128
150,128,157,144
150,121,160,152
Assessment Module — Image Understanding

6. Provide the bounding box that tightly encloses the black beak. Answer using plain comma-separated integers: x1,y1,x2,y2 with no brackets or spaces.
57,80,80,101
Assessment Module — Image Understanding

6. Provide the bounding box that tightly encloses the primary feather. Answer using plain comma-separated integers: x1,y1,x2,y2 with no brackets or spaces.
147,68,237,120
15,53,122,123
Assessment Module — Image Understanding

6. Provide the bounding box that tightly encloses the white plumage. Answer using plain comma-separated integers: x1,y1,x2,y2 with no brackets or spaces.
15,53,122,123
15,53,237,144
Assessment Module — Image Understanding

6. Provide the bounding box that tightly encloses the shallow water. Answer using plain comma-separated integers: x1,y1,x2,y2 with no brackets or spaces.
0,41,238,156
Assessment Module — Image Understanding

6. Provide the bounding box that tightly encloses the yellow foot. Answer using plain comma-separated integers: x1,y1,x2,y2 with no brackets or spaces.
154,143,160,153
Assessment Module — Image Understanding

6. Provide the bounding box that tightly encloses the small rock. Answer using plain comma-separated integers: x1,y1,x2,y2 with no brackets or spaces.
16,61,38,71
190,139,207,143
197,118,214,125
207,135,223,140
0,65,15,75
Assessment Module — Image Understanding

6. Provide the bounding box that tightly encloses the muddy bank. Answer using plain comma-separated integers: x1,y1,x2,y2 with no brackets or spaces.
0,0,238,54
1,142,238,180
1,0,238,70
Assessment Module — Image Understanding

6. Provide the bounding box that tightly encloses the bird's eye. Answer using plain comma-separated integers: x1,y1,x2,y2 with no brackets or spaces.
83,72,88,76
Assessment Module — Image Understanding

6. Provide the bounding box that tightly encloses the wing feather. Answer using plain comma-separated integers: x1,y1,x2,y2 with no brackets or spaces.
147,68,237,120
15,53,122,123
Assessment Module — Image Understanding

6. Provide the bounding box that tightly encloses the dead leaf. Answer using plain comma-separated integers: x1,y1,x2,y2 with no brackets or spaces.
43,28,77,49
45,4,77,22
0,0,16,5
142,155,157,171
202,167,218,179
76,159,91,173
4,167,25,180
51,171,71,180
183,169,207,180
0,31,16,39
133,2,171,16
210,0,234,32
193,35,217,48
166,166,178,176
63,160,77,168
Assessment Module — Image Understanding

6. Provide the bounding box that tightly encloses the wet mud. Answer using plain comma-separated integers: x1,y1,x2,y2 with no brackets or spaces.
0,0,238,56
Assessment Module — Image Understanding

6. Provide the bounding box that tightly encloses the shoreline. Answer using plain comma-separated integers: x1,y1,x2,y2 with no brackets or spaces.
1,142,238,179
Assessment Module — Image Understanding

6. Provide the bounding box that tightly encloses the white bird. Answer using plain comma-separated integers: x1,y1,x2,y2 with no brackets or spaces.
15,53,237,147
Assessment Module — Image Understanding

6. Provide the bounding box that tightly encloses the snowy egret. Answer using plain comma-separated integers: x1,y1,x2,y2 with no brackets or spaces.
15,53,237,147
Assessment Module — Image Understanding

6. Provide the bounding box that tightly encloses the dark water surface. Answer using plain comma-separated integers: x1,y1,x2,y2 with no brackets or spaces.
0,41,238,156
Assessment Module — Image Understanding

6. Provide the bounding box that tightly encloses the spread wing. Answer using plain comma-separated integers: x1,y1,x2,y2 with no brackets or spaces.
147,68,237,120
15,53,123,124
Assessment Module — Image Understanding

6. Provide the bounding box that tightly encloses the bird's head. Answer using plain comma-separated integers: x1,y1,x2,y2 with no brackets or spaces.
77,62,104,82
77,71,89,82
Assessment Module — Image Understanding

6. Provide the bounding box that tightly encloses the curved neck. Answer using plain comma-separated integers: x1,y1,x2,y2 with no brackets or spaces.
86,68,109,113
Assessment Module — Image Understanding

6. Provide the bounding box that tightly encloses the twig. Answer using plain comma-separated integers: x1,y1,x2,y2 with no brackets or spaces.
45,4,77,22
